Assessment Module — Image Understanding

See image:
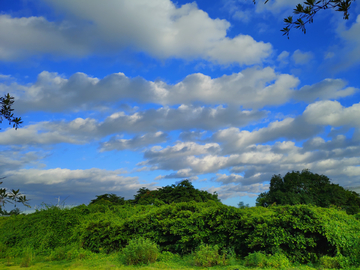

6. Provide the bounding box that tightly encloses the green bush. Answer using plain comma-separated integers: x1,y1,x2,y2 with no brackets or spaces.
157,251,181,263
0,242,7,258
266,253,291,268
193,243,226,267
20,247,34,267
121,237,159,265
244,252,290,268
320,255,341,269
244,251,267,268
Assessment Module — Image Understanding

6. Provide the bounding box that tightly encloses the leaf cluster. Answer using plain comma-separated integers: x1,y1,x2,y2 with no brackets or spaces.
0,178,30,215
0,93,22,130
252,0,354,37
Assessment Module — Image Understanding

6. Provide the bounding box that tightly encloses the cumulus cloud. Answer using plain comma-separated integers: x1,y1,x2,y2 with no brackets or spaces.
0,105,266,146
99,132,169,152
5,68,300,113
0,15,88,60
8,69,356,115
2,168,157,202
291,50,314,65
1,0,272,64
212,117,322,154
335,14,360,70
293,79,358,102
303,100,360,127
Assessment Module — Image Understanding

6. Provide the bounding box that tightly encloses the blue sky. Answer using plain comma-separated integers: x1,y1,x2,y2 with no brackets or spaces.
1,0,360,210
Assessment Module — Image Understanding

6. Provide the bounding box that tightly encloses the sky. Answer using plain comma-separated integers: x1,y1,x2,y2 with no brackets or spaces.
1,0,360,210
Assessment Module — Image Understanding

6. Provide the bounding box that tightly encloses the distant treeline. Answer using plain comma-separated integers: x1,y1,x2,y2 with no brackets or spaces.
90,170,360,215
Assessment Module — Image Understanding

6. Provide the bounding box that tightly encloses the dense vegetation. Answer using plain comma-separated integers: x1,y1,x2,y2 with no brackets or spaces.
89,180,220,206
1,173,360,269
256,170,360,214
1,201,360,268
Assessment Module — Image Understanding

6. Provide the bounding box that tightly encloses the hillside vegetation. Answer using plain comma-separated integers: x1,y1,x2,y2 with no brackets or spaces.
1,201,360,268
1,173,360,269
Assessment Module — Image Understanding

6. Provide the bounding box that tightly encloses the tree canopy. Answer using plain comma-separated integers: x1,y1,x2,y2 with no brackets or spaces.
256,169,360,214
90,179,221,207
252,0,355,37
133,179,220,205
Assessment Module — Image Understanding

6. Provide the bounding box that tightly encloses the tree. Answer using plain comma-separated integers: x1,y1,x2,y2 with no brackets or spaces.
256,169,360,214
237,201,250,209
0,93,23,130
252,0,355,37
1,94,28,215
89,193,126,205
0,179,30,215
133,179,221,205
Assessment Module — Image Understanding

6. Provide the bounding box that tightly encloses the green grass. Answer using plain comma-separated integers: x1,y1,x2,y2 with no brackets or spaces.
2,251,359,270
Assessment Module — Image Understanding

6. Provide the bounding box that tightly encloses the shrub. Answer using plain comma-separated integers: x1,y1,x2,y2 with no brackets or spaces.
0,242,7,258
266,253,291,268
157,251,181,263
48,246,69,261
244,251,267,268
194,243,226,267
121,237,159,265
20,247,34,267
320,255,340,269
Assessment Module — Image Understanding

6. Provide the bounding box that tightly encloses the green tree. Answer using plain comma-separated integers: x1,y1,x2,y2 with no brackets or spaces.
237,201,250,209
256,169,360,214
133,179,221,205
252,0,355,37
89,193,126,205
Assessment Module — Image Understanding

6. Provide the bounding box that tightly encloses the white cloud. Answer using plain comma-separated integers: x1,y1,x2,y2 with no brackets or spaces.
1,0,272,64
99,132,168,152
292,50,314,65
0,15,88,60
293,79,358,102
335,14,360,69
6,68,299,113
303,100,360,127
3,168,157,201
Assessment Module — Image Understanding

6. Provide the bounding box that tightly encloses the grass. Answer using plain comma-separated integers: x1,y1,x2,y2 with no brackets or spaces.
2,251,356,270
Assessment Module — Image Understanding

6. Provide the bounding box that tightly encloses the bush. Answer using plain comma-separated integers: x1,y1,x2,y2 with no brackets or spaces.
194,243,226,267
157,251,181,263
20,247,34,267
121,237,159,265
244,251,267,268
266,253,291,268
320,254,350,269
244,252,290,269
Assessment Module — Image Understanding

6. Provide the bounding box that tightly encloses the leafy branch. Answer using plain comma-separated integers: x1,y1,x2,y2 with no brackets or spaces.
0,93,23,130
252,0,355,38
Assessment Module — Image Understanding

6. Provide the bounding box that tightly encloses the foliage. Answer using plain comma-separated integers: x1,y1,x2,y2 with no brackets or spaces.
256,169,360,215
238,201,250,209
89,193,125,206
244,251,291,268
121,237,159,265
20,246,34,267
252,0,355,37
0,201,360,267
0,94,27,215
193,243,227,267
244,251,267,268
133,179,221,205
0,93,22,130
